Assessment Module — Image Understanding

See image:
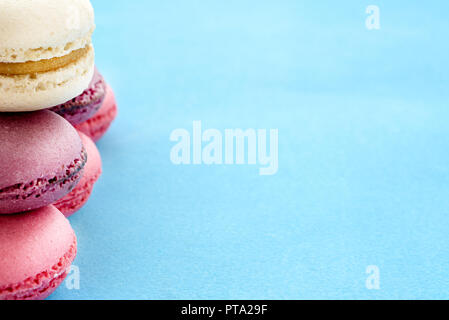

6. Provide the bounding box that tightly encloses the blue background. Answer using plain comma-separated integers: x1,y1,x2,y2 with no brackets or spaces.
50,0,449,299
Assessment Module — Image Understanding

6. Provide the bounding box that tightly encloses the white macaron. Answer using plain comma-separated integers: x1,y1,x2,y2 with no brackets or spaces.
0,0,96,111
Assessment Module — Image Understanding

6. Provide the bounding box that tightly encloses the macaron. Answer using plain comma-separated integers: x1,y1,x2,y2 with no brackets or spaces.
0,110,87,214
0,205,77,300
75,84,118,142
54,131,102,217
0,0,95,111
51,67,106,125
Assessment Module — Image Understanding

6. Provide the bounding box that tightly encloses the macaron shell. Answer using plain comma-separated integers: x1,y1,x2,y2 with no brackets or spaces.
54,132,102,217
0,206,77,300
75,84,117,142
0,0,95,63
0,110,86,214
0,111,83,189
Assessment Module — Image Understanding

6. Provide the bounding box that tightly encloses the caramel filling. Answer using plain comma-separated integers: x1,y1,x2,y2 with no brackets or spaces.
0,46,89,76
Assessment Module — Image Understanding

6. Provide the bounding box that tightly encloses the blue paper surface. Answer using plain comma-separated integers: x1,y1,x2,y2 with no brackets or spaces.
50,0,449,299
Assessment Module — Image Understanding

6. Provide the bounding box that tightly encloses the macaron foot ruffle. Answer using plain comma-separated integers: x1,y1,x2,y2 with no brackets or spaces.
75,84,118,142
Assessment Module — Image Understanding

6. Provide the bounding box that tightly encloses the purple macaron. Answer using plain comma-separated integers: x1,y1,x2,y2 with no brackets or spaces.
0,111,87,214
50,68,107,125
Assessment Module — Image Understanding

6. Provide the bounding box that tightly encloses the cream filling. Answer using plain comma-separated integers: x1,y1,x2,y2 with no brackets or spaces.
0,46,90,76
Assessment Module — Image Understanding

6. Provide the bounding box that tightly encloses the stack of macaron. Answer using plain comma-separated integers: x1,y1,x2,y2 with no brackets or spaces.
0,0,117,300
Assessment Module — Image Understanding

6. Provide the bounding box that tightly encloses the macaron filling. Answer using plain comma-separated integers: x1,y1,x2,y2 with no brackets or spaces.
0,148,87,203
0,46,91,76
0,235,77,300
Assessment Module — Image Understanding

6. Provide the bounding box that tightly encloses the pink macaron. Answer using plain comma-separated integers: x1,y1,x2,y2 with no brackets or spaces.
54,131,102,217
0,205,77,300
50,68,107,126
0,111,87,214
75,84,118,142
